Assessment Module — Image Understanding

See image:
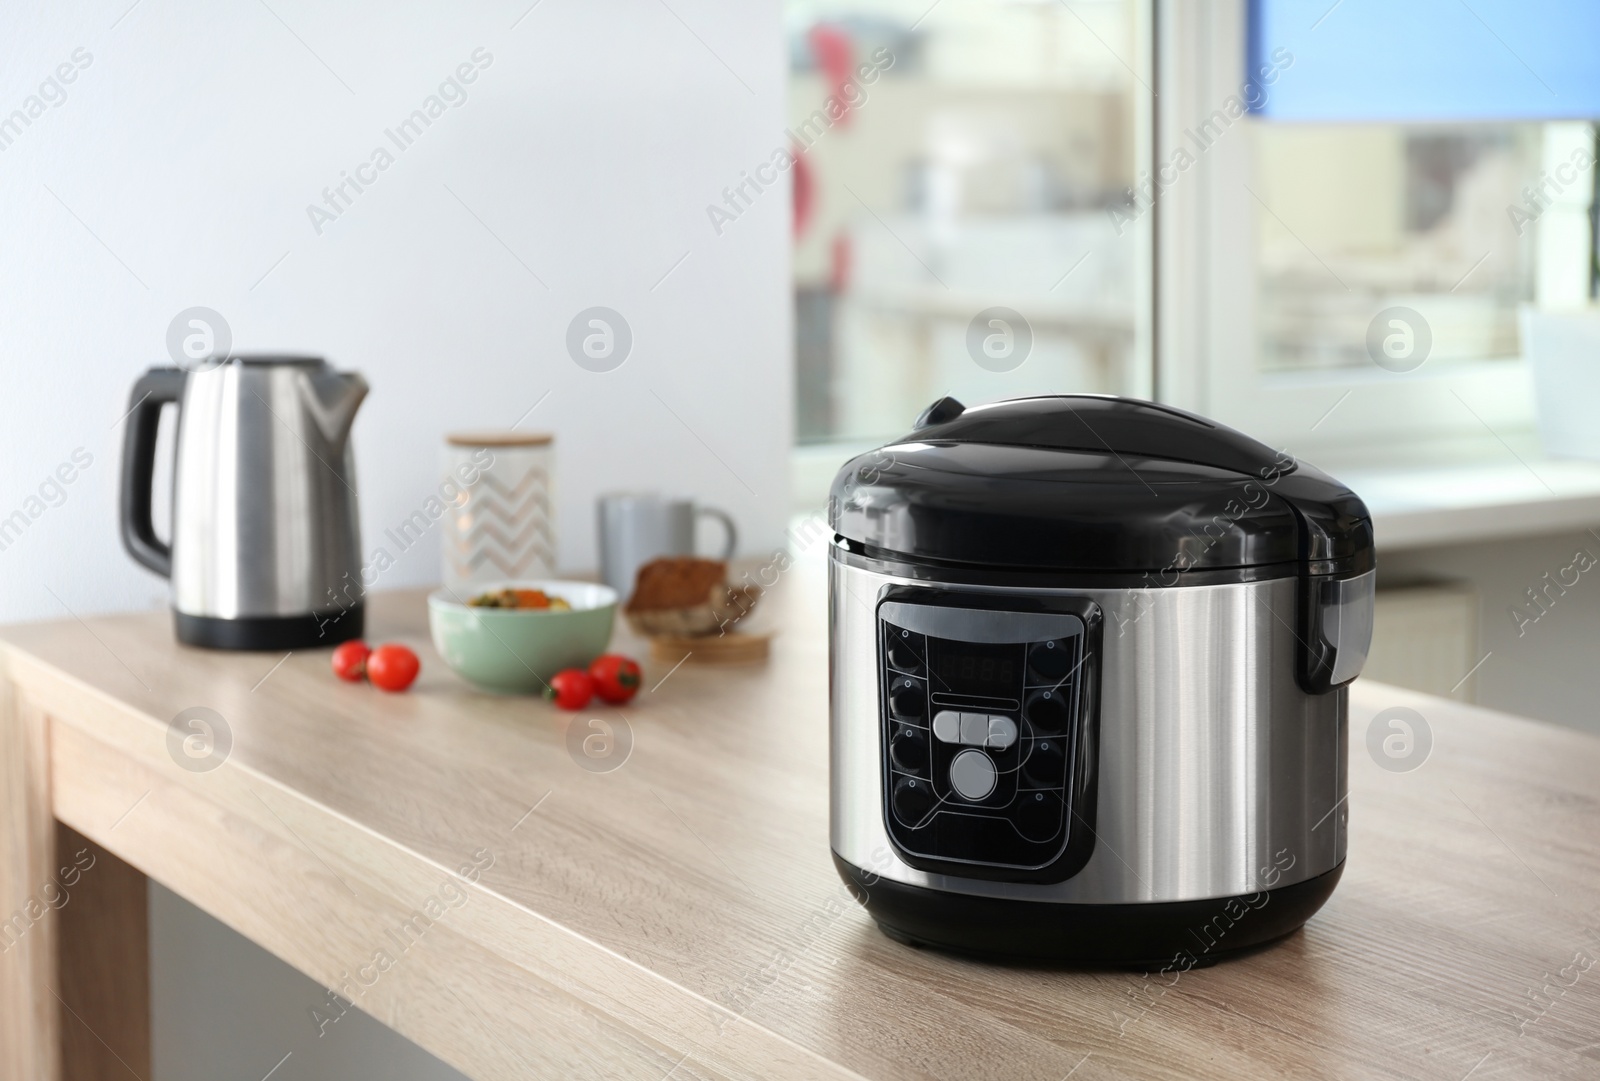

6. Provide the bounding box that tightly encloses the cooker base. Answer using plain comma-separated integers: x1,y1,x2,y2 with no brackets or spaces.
834,853,1344,968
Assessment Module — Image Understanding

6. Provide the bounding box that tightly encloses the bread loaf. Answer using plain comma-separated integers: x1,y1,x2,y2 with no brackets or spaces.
625,558,727,612
623,557,762,637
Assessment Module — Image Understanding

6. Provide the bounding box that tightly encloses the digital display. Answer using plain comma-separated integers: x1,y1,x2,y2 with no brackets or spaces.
927,639,1022,698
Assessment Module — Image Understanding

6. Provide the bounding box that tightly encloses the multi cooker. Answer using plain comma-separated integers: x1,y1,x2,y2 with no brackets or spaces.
828,394,1374,964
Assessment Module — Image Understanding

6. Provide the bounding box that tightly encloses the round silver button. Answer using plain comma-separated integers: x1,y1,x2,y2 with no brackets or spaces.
948,748,997,801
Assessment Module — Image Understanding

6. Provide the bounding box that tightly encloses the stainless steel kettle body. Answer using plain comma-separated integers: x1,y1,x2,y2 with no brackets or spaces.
119,356,368,649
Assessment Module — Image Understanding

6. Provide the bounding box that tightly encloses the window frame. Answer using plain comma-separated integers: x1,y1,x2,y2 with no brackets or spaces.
1153,0,1543,452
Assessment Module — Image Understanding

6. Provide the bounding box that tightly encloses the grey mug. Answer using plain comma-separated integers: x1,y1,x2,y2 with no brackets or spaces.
597,494,737,599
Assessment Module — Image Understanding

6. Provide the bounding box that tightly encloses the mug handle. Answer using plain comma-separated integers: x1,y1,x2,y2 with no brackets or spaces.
696,507,738,560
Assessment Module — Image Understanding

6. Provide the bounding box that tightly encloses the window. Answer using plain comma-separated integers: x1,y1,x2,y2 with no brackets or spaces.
788,0,1153,464
1159,0,1599,448
1255,124,1545,374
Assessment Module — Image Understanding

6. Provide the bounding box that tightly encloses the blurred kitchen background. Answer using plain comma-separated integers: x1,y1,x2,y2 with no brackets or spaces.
788,0,1143,445
3,2,1600,1078
786,0,1600,738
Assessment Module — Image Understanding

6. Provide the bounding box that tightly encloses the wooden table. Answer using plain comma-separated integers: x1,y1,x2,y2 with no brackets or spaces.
3,559,1599,1080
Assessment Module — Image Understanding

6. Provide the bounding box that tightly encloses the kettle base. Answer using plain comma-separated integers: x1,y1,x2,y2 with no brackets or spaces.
833,852,1343,969
175,606,364,651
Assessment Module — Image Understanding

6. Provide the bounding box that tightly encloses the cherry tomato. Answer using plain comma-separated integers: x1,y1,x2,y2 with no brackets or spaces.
366,643,420,692
588,654,642,704
544,668,594,710
331,640,371,682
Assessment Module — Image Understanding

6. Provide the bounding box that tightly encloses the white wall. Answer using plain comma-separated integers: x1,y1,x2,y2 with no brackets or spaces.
0,0,791,623
1,1,788,1076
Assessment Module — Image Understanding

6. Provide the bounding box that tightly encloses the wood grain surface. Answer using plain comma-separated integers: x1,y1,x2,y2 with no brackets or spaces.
56,822,150,1081
2,554,1598,1080
0,672,60,1080
649,630,774,665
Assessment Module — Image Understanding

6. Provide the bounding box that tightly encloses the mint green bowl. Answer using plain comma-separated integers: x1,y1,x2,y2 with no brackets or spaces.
427,581,618,695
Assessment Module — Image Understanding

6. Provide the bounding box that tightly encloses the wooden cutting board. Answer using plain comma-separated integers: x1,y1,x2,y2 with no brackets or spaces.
648,631,772,665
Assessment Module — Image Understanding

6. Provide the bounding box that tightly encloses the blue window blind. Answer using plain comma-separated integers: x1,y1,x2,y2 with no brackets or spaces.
1248,0,1600,121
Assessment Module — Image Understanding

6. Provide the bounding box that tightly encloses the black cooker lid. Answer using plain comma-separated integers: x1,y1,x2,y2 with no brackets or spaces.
829,395,1373,576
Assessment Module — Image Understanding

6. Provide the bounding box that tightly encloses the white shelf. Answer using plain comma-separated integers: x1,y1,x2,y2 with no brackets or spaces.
1335,454,1600,552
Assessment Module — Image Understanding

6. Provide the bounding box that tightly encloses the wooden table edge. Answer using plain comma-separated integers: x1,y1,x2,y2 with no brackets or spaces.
0,639,870,1081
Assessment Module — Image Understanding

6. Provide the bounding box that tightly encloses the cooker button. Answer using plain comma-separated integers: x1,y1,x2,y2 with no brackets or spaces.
1016,791,1063,843
884,629,923,674
889,725,929,774
888,678,925,719
986,715,1017,750
958,713,988,746
1021,738,1067,788
891,776,937,827
948,749,997,801
931,710,960,743
1028,639,1073,682
1024,691,1070,736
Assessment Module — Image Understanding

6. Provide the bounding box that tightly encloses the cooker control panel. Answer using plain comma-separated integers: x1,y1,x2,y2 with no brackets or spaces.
876,595,1100,882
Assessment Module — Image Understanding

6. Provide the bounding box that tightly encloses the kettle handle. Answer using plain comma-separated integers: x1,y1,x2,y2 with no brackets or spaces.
118,368,185,578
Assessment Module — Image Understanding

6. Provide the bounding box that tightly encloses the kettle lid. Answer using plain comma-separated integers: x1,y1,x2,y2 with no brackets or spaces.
829,395,1372,578
233,354,326,366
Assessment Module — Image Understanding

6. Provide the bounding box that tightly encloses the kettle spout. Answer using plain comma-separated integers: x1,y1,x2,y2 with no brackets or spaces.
302,368,370,450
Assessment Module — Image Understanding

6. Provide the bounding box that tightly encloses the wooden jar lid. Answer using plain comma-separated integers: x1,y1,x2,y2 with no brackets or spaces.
445,431,554,447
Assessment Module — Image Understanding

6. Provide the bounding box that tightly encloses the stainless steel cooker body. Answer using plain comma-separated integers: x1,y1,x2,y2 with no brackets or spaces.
829,548,1349,908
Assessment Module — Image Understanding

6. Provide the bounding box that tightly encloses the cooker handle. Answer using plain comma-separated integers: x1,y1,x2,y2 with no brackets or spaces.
913,395,966,429
1297,569,1375,695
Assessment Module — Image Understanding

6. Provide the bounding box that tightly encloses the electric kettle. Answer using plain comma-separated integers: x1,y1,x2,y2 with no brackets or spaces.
119,356,369,649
